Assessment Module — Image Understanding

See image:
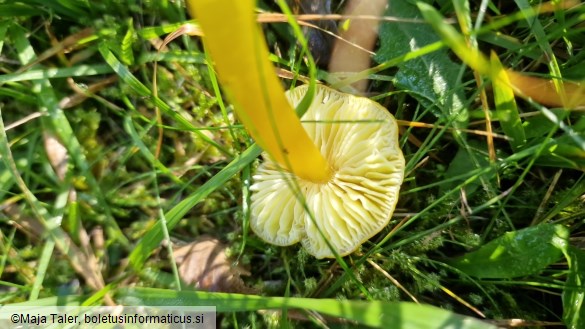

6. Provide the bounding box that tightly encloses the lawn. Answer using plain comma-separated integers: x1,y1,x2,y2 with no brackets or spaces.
0,0,584,328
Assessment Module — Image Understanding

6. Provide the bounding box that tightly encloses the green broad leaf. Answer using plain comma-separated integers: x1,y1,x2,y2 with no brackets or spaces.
563,247,585,329
449,224,569,279
374,0,467,127
117,287,496,329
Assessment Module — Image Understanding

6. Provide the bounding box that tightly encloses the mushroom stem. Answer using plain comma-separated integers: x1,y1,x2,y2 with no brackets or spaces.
187,0,332,182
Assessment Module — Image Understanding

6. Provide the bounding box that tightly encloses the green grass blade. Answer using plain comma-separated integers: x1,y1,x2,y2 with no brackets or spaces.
29,239,55,300
120,18,135,66
0,20,9,52
122,115,182,184
0,65,113,83
139,21,197,40
563,247,585,329
490,53,526,150
118,287,496,329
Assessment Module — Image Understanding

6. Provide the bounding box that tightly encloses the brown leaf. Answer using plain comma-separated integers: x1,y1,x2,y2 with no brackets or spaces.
174,236,254,293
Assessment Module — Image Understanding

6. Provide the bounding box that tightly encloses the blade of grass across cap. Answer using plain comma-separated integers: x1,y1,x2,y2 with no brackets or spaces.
186,0,331,183
490,52,526,150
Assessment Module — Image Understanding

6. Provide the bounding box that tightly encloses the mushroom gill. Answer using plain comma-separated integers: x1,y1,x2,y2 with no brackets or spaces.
251,84,405,259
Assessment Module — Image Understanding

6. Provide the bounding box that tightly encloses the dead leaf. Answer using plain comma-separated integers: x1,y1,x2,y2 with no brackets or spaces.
174,236,255,293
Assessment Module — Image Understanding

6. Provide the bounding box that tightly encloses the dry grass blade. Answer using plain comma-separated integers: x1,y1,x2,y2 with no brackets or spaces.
531,170,562,225
367,259,419,303
4,112,45,131
397,120,510,140
17,27,94,72
438,284,485,318
60,75,118,109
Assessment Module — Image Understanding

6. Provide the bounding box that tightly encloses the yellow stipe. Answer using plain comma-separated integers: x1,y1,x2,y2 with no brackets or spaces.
187,0,332,182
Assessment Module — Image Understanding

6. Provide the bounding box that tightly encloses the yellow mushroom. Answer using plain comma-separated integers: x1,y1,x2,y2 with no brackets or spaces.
188,0,405,258
251,85,404,258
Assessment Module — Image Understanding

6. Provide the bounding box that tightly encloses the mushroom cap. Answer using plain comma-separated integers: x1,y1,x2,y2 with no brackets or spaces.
250,85,405,258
